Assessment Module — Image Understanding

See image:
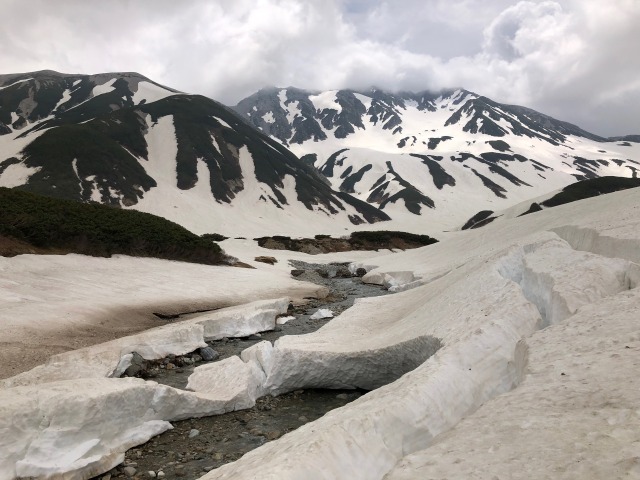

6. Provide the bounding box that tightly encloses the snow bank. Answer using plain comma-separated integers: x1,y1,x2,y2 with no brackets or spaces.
3,189,640,480
0,300,293,479
1,298,289,389
187,341,274,411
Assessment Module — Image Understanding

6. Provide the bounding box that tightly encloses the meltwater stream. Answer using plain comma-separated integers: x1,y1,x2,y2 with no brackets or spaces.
96,262,390,480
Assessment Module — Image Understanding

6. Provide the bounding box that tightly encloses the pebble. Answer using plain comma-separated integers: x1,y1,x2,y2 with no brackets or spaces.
265,430,282,440
101,475,111,480
123,466,137,477
298,416,309,423
203,466,215,472
336,393,349,400
188,429,200,438
165,363,175,370
147,471,156,478
157,472,165,479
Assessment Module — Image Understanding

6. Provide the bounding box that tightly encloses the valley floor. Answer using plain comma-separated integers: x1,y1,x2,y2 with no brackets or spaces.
1,187,640,480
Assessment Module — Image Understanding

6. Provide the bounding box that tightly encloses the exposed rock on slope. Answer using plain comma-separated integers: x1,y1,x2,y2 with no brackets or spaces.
461,176,640,230
254,231,437,254
0,71,388,236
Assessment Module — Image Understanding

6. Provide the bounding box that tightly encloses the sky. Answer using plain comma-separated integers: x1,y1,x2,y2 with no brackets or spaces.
0,0,638,136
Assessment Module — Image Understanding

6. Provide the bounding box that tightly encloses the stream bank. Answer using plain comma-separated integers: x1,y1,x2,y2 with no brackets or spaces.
97,261,389,479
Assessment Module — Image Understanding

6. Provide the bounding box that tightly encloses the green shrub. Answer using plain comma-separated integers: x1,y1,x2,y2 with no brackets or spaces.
350,230,438,246
0,187,223,264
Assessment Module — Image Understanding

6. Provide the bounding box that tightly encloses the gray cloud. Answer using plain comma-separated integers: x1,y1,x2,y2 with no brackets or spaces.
0,0,638,136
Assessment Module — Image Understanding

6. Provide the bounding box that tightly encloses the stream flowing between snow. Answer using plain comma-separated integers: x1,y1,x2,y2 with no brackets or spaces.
96,261,390,480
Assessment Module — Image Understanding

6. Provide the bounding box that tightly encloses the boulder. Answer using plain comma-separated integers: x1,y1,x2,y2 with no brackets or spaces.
254,256,277,265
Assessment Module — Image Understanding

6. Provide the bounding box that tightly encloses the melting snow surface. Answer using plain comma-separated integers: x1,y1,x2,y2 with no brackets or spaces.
0,78,32,91
91,78,117,97
131,81,176,105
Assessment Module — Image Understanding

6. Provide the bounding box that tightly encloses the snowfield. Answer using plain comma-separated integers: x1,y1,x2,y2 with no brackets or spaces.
1,187,640,479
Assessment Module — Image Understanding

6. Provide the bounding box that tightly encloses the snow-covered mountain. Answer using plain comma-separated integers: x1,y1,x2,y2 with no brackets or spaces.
234,87,640,232
0,71,388,236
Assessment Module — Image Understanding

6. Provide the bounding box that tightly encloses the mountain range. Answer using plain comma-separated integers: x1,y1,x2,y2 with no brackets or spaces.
234,87,640,232
1,70,639,236
0,71,386,237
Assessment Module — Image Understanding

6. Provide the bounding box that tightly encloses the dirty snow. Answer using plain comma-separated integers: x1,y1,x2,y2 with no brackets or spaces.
2,188,640,480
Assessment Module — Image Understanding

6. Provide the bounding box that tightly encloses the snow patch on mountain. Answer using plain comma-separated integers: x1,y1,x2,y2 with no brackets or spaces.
0,162,40,188
131,81,176,105
92,77,117,97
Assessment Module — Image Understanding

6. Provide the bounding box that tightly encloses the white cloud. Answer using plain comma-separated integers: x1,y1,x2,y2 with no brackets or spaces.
0,0,638,135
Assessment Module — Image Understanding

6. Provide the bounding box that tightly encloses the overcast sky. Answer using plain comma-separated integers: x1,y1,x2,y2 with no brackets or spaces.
1,0,638,136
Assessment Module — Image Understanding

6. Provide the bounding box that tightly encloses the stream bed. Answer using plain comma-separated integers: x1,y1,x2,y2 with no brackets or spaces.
97,261,389,479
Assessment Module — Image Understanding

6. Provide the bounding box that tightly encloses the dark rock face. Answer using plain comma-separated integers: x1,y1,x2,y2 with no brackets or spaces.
124,352,149,378
461,210,498,230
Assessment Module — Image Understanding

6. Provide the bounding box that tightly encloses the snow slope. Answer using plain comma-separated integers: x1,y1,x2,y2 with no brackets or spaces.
131,115,379,237
386,288,640,479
